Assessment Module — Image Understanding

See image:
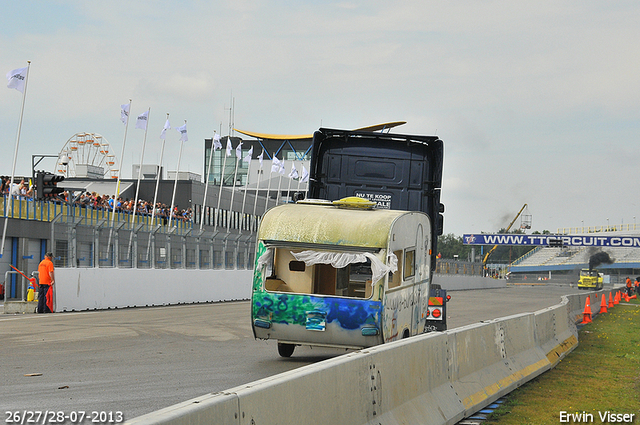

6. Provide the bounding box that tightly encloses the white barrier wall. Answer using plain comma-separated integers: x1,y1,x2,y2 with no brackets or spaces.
54,268,253,312
128,288,618,425
50,269,498,312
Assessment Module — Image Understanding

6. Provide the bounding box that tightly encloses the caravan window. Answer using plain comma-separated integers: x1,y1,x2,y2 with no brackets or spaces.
263,248,377,299
404,249,415,280
389,250,403,289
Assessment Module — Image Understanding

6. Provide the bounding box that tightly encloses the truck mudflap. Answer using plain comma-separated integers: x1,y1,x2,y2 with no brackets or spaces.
424,284,449,332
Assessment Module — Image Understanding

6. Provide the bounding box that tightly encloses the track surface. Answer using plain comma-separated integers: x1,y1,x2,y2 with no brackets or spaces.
0,283,589,420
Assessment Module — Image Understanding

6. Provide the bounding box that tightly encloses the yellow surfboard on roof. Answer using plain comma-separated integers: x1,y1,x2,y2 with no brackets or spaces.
233,121,406,140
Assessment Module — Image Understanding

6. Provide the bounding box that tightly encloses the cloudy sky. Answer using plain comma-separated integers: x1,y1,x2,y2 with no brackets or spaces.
1,1,639,237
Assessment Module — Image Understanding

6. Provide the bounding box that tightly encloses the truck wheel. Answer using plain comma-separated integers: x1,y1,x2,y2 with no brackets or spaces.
277,343,295,357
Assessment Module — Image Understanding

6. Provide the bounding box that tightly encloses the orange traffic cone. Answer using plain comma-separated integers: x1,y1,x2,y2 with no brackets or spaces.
599,293,607,314
623,292,630,302
608,292,614,308
581,296,592,324
614,291,620,305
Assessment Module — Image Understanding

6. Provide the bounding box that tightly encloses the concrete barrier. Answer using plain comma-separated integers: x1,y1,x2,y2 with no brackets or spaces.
127,287,629,425
53,268,253,312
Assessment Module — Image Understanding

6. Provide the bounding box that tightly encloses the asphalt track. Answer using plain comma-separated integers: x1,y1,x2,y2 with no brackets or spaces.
0,283,591,421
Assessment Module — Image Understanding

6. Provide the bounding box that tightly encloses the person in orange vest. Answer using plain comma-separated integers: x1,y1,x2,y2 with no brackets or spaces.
37,252,55,314
635,277,640,296
625,276,633,296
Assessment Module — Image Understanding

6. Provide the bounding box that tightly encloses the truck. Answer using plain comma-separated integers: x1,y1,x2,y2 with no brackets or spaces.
251,128,447,357
578,268,604,290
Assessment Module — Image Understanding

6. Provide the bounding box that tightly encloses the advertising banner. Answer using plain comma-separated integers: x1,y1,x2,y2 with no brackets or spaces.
463,234,640,247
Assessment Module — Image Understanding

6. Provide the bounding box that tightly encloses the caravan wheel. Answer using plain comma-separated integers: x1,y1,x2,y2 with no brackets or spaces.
277,342,295,357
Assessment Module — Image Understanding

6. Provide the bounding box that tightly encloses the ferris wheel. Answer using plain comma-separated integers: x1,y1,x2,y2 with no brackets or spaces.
56,133,118,179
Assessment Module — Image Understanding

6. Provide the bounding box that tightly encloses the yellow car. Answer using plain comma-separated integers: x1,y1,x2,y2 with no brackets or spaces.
578,269,603,290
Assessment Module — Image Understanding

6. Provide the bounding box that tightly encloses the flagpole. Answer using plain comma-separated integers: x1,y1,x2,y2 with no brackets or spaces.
107,99,132,264
214,138,230,232
200,131,218,231
127,107,151,261
251,149,264,227
168,120,186,228
276,160,284,206
286,162,295,203
1,61,31,258
264,155,275,212
239,146,252,234
146,113,169,263
227,154,240,233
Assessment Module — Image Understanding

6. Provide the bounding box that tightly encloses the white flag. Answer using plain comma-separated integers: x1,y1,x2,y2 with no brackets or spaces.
226,138,233,157
120,103,130,125
301,165,309,183
235,141,243,159
279,160,286,175
271,156,281,174
6,67,28,93
213,133,222,150
176,123,188,142
243,146,254,163
288,162,298,179
258,149,264,168
136,110,149,130
160,119,171,139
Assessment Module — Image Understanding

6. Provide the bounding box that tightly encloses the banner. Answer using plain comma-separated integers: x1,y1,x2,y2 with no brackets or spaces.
136,110,149,130
463,234,640,247
6,66,28,92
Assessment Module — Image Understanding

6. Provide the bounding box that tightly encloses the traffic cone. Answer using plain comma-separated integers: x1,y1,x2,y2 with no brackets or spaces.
623,292,630,302
608,292,614,308
599,293,607,314
614,291,620,305
630,294,637,300
580,296,592,324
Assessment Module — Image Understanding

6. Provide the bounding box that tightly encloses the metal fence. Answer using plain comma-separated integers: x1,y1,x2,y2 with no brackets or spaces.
434,259,484,277
1,196,258,271
51,215,256,270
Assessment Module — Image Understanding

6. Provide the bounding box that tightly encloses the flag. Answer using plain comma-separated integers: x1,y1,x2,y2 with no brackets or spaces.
258,149,264,168
243,146,253,163
136,110,149,130
300,165,309,183
213,133,222,150
160,119,171,139
120,103,130,125
226,138,233,157
176,123,188,142
288,162,298,179
6,66,28,93
271,156,281,173
279,160,286,175
235,141,243,160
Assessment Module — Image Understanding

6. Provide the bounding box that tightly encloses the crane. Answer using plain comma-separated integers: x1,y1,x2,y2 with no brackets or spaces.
482,203,529,266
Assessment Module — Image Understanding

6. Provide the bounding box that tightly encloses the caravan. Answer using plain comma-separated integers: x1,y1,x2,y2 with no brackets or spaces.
251,197,445,357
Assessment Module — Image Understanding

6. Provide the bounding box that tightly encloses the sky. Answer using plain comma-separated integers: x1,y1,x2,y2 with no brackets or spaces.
1,1,639,237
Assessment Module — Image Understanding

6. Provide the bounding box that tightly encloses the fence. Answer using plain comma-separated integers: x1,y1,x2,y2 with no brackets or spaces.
51,215,257,270
435,259,484,277
1,196,259,271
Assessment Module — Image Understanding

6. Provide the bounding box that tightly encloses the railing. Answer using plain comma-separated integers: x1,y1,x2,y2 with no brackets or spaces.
3,270,37,302
1,196,192,232
434,259,484,276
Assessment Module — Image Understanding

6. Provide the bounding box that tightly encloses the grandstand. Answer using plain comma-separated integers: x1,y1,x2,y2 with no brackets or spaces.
509,230,640,285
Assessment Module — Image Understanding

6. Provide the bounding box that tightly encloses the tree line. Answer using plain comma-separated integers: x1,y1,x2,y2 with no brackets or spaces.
437,229,552,264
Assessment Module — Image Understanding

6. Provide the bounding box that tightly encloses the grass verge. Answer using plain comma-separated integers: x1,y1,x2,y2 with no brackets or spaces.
485,295,640,425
